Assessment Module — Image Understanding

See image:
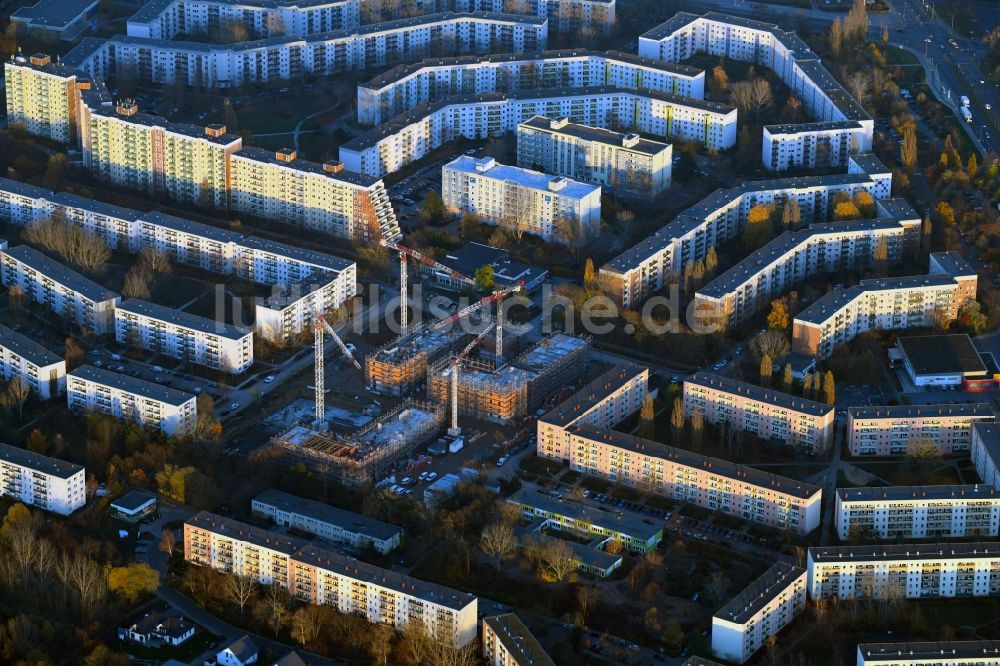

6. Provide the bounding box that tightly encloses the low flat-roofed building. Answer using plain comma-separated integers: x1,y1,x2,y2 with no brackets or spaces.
251,488,402,554
482,613,555,666
420,242,548,292
857,641,1000,665
835,485,1000,540
972,422,1000,487
110,489,158,523
0,324,66,400
508,487,662,553
895,334,988,387
807,541,1000,600
848,403,994,456
711,563,807,664
0,442,86,515
11,0,99,39
68,365,197,436
683,372,835,454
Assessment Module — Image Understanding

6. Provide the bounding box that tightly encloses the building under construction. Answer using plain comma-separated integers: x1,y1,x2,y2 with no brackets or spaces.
266,400,445,486
365,327,464,395
427,333,590,424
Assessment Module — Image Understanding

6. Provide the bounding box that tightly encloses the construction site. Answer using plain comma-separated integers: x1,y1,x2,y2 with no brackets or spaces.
266,400,446,486
365,326,464,396
427,333,591,424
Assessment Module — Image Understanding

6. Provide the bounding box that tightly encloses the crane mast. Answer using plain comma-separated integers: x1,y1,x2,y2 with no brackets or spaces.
312,309,361,425
448,320,495,435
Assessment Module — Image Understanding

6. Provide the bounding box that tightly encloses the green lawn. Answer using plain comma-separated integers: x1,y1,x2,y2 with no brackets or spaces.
236,93,338,135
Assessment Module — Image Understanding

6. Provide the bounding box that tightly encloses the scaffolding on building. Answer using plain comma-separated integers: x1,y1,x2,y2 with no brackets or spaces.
364,326,464,396
265,400,445,486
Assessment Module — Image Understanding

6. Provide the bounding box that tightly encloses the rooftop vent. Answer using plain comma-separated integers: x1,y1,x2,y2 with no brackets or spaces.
205,124,227,137
622,133,641,148
550,117,570,130
29,53,51,67
276,148,297,162
115,100,138,117
323,160,344,174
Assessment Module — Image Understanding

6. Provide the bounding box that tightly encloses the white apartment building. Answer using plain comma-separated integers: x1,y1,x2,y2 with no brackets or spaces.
115,299,254,374
341,87,737,178
0,245,120,335
516,116,672,199
638,11,873,171
432,0,614,34
4,54,84,143
357,49,703,126
482,613,556,666
683,371,835,454
695,211,921,327
137,211,245,273
65,13,548,89
184,512,478,647
229,147,401,243
537,366,822,534
79,87,241,209
255,275,345,343
126,0,362,40
847,403,994,456
0,443,86,515
711,563,807,664
972,421,1000,487
0,324,67,400
236,236,356,287
442,156,601,243
807,542,1000,600
857,642,1000,666
68,364,197,436
600,153,893,308
792,251,978,359
251,488,402,554
835,485,1000,540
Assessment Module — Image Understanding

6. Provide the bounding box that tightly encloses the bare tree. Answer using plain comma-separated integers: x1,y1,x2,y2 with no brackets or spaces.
291,605,323,645
2,377,31,421
750,330,791,360
704,571,732,607
402,619,433,665
480,521,517,572
122,265,152,299
138,247,171,274
846,71,871,108
536,538,577,582
263,584,291,637
159,529,175,556
23,217,111,273
730,79,773,120
225,573,256,614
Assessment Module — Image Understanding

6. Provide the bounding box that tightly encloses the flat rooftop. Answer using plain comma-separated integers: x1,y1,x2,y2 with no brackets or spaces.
444,156,600,201
930,250,977,278
252,488,402,542
685,371,833,418
837,484,1000,504
857,641,1000,662
897,334,987,378
0,442,82,479
848,403,994,420
519,115,670,156
140,210,243,244
482,614,555,666
432,242,547,289
111,489,157,512
11,0,98,29
371,328,456,364
809,542,1000,563
795,274,963,326
0,324,63,368
509,488,662,541
118,298,249,340
541,364,646,428
3,245,119,303
70,364,195,406
974,421,1000,466
187,511,307,555
234,146,378,187
239,236,354,274
514,333,588,372
571,423,821,500
714,562,805,626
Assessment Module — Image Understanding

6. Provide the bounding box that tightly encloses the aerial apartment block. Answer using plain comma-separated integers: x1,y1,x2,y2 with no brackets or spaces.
537,368,821,534
357,49,703,125
442,156,602,243
835,485,1000,540
340,87,737,178
0,443,86,515
115,299,254,374
695,211,921,327
65,13,548,89
236,236,357,297
482,613,556,666
184,512,478,647
0,245,120,334
972,421,1000,488
807,542,1000,600
3,53,84,143
0,324,67,400
857,641,1000,666
792,251,978,359
682,372,835,454
847,403,994,456
507,488,663,553
229,147,400,243
516,116,672,199
711,563,807,664
251,488,402,554
68,365,198,436
638,12,873,171
420,0,614,34
137,211,244,273
600,154,892,308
